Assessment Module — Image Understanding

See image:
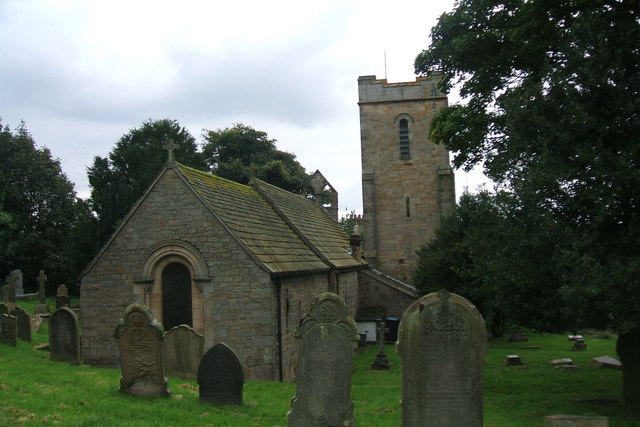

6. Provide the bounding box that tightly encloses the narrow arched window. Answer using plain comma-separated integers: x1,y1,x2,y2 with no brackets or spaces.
399,119,410,159
406,196,411,217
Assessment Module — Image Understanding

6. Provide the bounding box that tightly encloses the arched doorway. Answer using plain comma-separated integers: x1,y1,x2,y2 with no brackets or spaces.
161,262,192,330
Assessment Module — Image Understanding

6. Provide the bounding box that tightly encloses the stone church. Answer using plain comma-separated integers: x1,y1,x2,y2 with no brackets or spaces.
80,162,366,381
79,73,454,382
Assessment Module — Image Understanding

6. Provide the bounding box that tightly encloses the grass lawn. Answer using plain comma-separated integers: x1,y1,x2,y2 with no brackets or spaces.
1,299,639,426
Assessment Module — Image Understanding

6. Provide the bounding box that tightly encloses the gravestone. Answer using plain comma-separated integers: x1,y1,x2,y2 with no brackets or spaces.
11,306,31,342
505,354,524,366
49,307,82,364
592,356,621,369
572,338,587,351
35,270,50,313
544,414,609,426
508,330,528,342
397,289,487,427
287,292,359,427
4,274,16,311
164,325,204,380
114,303,169,397
11,270,25,297
0,313,17,346
371,319,390,370
197,343,244,405
56,284,70,309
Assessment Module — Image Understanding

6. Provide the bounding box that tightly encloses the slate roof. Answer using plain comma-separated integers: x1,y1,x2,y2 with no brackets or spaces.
176,163,365,275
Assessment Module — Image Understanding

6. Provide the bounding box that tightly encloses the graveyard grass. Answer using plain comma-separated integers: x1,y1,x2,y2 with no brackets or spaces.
1,300,640,426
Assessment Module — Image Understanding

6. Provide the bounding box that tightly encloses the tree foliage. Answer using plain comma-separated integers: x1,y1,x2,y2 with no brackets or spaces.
0,119,88,294
415,0,640,332
202,124,309,193
87,119,205,244
415,0,640,403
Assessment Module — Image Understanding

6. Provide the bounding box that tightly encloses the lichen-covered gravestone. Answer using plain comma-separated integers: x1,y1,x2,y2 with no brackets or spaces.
49,307,82,364
287,292,359,427
11,306,31,342
397,289,487,427
114,304,169,397
197,343,244,405
164,324,204,380
0,313,17,346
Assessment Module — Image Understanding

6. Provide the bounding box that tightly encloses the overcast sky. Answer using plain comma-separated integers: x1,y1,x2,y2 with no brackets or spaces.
1,0,488,215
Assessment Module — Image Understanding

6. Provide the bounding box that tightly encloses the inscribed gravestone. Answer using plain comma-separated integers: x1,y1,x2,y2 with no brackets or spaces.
49,307,82,364
0,313,17,346
397,289,487,427
287,292,359,427
114,303,169,397
11,306,31,342
164,325,203,380
197,343,244,405
56,284,70,309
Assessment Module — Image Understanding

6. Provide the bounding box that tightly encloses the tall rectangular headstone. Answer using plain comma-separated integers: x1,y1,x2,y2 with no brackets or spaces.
4,274,16,312
164,325,204,380
11,306,31,342
11,270,25,297
56,284,70,309
397,289,487,427
49,307,82,364
0,313,17,346
287,292,359,427
197,343,244,405
115,304,169,397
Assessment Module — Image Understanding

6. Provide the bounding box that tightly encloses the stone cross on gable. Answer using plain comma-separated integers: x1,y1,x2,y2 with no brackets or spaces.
162,139,179,163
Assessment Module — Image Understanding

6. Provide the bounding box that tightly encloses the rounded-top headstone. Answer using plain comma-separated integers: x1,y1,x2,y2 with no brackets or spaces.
114,303,169,397
397,289,487,427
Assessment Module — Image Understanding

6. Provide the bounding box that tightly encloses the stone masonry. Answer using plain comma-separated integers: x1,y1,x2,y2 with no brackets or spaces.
359,74,455,282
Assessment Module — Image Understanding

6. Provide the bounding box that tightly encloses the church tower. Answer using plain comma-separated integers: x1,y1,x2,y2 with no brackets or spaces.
358,74,455,282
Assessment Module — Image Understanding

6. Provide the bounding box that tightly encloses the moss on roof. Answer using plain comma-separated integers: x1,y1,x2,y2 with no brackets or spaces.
175,163,362,274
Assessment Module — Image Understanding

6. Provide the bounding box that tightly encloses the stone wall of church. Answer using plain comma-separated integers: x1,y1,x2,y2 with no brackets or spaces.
80,168,279,381
278,269,359,382
357,270,417,319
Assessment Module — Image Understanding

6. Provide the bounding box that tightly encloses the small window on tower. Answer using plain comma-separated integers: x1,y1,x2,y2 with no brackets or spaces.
399,119,410,159
406,196,411,217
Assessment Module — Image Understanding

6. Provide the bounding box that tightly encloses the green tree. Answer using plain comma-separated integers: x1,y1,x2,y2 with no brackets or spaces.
0,119,80,294
202,124,309,193
87,119,205,244
415,0,640,403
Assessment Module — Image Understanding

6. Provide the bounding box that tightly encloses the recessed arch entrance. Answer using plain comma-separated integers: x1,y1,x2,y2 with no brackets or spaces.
134,240,212,334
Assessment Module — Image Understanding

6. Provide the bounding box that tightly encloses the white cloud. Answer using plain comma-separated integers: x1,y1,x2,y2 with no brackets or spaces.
0,0,488,213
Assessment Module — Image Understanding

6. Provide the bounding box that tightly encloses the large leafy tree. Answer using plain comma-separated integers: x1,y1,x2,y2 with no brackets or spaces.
415,0,640,403
88,119,205,244
202,124,309,193
0,120,84,294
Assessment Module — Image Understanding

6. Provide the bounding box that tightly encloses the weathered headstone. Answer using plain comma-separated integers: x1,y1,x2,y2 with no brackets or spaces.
35,270,50,314
4,274,16,311
11,306,31,342
0,313,17,346
397,289,487,427
371,319,390,370
572,338,587,351
288,292,359,427
56,284,70,309
508,330,528,342
49,307,82,364
11,270,25,297
164,325,204,380
197,343,244,405
114,303,169,397
544,414,609,426
505,354,524,366
592,356,622,369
